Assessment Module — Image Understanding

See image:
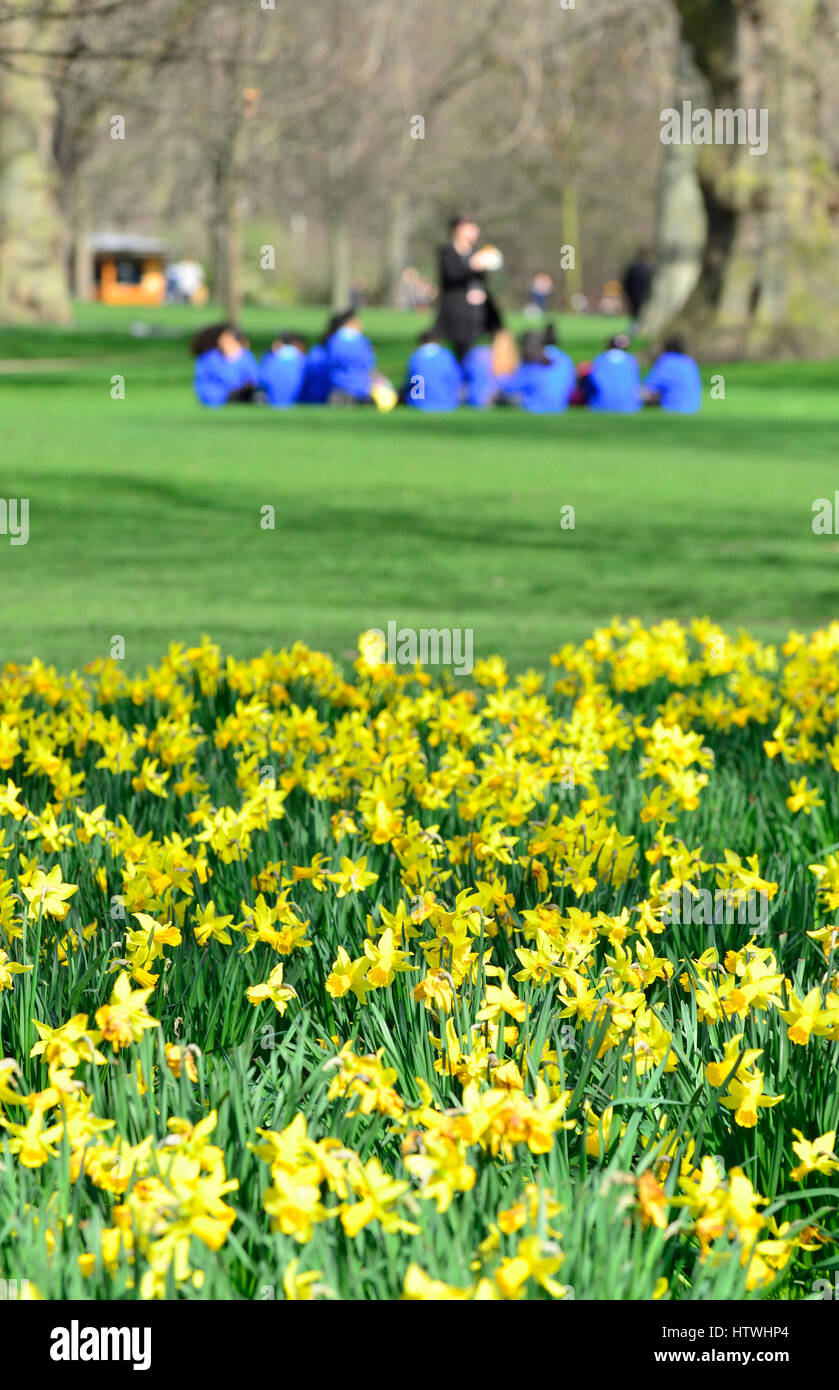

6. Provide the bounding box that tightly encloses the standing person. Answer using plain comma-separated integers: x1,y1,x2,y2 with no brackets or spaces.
642,336,702,413
622,246,654,330
434,215,503,361
526,272,554,317
586,334,641,413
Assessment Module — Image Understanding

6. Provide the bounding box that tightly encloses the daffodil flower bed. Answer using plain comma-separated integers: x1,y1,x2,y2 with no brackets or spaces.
1,619,839,1300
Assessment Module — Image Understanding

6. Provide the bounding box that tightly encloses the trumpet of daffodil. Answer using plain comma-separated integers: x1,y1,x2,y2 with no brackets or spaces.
475,972,527,1025
0,949,31,991
1,1104,64,1168
282,1259,326,1300
29,1014,105,1068
705,1034,763,1089
125,912,182,986
165,1043,199,1082
94,972,160,1051
362,927,416,988
494,1236,569,1300
779,987,839,1045
325,946,371,1004
340,1156,420,1238
786,776,824,815
718,1069,784,1129
327,855,378,897
402,1264,499,1301
637,1170,669,1229
402,1131,475,1212
790,1130,839,1181
20,866,77,920
246,962,298,1014
282,853,330,892
193,899,237,946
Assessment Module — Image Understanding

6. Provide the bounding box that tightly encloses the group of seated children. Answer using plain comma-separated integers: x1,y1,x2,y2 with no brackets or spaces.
191,314,702,414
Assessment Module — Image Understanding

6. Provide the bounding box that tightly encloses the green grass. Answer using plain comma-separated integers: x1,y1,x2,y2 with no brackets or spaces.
1,302,838,673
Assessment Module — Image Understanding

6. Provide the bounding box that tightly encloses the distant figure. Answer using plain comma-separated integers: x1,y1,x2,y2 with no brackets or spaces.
643,336,702,414
349,280,367,311
498,329,575,413
191,323,258,407
525,272,554,317
167,259,206,306
586,334,641,413
398,267,423,312
259,331,307,408
599,280,624,315
327,309,377,402
434,214,503,360
300,312,342,404
622,246,654,328
404,331,462,411
398,266,437,312
461,341,497,408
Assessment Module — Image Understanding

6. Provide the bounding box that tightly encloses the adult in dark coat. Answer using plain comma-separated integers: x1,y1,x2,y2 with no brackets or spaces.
622,246,654,326
434,215,503,360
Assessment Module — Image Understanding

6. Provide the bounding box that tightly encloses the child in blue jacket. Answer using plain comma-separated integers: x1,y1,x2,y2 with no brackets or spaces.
259,331,307,408
643,337,702,413
461,342,497,408
586,335,641,413
299,312,343,403
192,323,258,407
404,332,462,411
327,310,376,402
499,330,576,413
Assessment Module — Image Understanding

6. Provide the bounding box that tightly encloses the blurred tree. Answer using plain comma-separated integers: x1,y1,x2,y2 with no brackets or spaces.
0,1,72,321
669,0,839,357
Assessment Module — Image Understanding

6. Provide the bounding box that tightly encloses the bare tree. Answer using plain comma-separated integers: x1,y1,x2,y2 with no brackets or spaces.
668,0,839,357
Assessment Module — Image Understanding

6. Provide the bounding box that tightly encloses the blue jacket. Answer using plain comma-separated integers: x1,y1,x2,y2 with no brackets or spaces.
500,353,576,413
644,352,702,413
300,343,331,403
259,345,306,408
587,349,641,412
405,343,462,411
461,345,496,408
327,327,375,399
194,349,241,408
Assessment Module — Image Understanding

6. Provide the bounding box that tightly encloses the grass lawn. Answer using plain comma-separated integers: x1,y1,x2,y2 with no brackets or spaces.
1,303,837,673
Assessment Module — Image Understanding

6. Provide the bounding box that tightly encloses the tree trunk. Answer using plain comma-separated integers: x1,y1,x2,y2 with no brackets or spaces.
0,13,72,323
671,0,839,358
385,189,409,307
210,148,242,322
642,42,707,339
